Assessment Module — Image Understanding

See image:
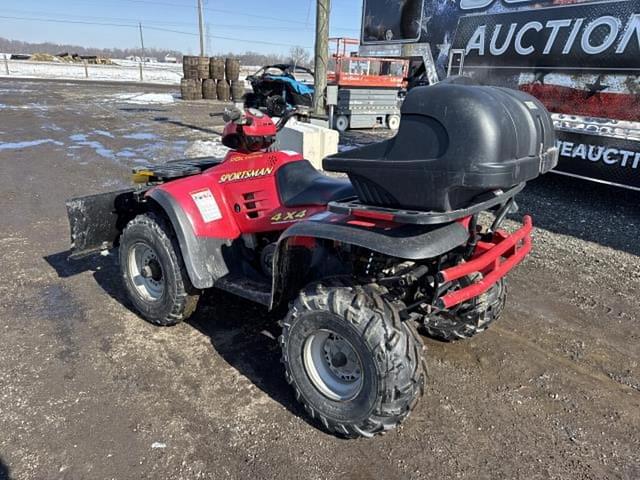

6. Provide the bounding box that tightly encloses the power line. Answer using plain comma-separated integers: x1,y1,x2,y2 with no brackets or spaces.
1,7,359,32
0,15,314,49
0,15,137,29
145,25,314,49
20,0,359,30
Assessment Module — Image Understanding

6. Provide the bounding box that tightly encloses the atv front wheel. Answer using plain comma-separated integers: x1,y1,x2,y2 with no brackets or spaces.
423,275,507,341
281,280,426,438
119,213,200,326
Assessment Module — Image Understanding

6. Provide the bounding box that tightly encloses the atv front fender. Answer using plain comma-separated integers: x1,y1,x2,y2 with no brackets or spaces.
270,212,470,309
147,188,230,289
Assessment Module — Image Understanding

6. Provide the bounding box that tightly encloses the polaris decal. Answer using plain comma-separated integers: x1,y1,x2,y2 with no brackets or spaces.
453,1,640,69
219,167,273,183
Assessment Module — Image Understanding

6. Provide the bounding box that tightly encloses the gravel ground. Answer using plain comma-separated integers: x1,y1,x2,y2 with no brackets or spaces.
0,79,638,480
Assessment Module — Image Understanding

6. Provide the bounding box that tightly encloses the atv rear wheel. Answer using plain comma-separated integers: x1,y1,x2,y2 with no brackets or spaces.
423,275,507,341
281,279,426,438
119,213,200,326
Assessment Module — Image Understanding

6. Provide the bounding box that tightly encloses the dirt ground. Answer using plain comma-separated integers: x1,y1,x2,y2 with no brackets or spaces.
0,79,638,480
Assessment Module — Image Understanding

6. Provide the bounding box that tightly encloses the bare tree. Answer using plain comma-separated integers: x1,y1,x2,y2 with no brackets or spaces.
288,46,311,67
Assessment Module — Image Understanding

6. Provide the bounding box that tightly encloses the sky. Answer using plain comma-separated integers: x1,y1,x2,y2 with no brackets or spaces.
1,0,364,55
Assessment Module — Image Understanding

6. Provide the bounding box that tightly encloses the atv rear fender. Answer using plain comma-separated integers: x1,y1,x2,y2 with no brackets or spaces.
270,212,470,309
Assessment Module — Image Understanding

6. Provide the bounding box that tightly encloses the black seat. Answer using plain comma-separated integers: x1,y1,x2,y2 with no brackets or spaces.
276,160,355,207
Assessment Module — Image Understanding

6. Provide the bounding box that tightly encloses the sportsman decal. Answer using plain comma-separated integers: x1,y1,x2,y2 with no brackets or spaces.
219,167,273,183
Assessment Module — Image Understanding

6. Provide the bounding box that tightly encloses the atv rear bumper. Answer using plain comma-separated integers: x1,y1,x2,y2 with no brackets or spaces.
436,216,533,309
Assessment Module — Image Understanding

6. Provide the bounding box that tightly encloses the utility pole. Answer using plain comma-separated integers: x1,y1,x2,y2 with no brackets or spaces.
139,22,145,81
197,0,206,57
138,22,146,60
313,0,330,115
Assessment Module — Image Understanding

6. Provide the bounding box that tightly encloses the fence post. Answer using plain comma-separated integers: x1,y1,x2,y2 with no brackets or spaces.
3,55,9,75
139,62,144,82
83,60,89,79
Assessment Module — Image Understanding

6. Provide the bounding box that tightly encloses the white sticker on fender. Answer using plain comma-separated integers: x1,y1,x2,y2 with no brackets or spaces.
191,189,222,223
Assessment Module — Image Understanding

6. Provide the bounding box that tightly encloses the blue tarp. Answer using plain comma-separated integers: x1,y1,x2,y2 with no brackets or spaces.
264,74,314,96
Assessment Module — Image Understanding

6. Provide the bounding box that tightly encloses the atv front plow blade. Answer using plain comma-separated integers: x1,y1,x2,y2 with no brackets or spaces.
437,216,533,309
66,188,139,258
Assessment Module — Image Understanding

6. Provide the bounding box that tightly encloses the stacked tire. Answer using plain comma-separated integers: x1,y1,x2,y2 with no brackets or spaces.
217,79,231,102
202,79,217,100
182,56,199,79
181,56,209,101
230,80,245,101
225,58,240,81
209,57,225,80
183,56,209,80
180,78,202,101
180,56,243,102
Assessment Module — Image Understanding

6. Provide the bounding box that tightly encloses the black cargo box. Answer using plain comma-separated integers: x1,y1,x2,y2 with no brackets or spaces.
323,83,558,212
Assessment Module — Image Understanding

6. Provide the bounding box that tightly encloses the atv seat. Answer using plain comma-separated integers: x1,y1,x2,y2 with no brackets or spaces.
276,160,355,207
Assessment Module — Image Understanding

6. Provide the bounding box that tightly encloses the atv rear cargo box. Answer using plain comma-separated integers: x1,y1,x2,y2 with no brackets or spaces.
323,83,558,212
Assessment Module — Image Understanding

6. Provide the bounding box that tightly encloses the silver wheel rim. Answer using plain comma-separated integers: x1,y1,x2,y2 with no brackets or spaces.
335,116,348,131
303,329,363,402
388,115,400,130
128,243,165,301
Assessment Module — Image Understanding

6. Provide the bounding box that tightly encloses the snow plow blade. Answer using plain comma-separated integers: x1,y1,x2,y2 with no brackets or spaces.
65,188,140,259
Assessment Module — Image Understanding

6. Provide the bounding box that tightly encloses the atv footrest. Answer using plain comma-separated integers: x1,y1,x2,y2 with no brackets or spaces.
327,183,525,225
214,274,272,306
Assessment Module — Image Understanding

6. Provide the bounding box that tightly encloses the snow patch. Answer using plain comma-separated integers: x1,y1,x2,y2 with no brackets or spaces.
123,132,158,140
184,140,229,158
93,130,114,138
109,93,175,105
116,150,137,158
0,139,64,151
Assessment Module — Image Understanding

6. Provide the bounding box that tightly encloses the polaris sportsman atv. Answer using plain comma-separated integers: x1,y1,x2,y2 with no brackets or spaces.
66,82,557,438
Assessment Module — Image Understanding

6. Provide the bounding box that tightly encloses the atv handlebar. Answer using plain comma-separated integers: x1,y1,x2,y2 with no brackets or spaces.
275,109,299,132
214,106,303,132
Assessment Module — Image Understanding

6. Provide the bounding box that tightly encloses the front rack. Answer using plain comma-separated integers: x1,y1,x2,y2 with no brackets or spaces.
436,215,533,309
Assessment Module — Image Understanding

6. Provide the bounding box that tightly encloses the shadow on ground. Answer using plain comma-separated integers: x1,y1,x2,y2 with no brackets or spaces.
512,173,640,257
0,455,12,480
119,107,169,113
153,117,222,136
186,292,323,431
44,250,326,434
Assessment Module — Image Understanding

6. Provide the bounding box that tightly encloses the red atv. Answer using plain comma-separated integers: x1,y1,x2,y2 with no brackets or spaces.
67,83,557,438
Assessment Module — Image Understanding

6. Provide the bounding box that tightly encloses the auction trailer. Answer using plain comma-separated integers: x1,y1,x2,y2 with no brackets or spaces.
359,0,640,191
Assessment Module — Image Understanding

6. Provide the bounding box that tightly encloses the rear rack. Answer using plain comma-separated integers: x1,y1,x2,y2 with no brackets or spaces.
327,183,525,225
133,156,224,182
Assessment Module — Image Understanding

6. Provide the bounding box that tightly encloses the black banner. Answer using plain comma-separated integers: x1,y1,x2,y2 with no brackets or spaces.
453,1,640,70
555,131,640,188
